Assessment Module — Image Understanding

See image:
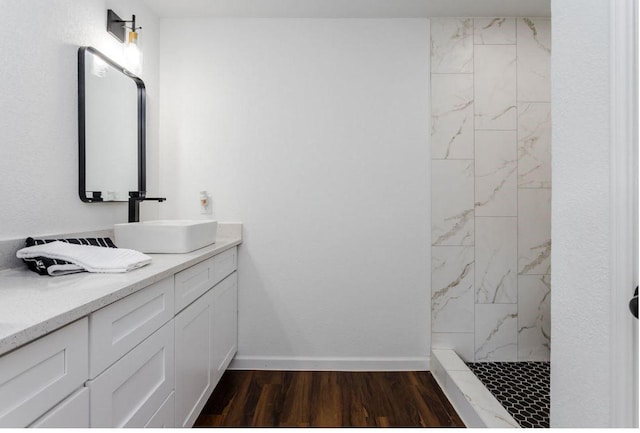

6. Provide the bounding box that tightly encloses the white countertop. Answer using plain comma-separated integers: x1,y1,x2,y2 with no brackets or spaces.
0,230,241,357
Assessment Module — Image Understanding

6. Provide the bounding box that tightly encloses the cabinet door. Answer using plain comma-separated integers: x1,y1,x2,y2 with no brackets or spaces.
0,318,88,428
87,320,174,427
29,388,89,428
211,272,238,387
174,292,213,428
145,391,175,428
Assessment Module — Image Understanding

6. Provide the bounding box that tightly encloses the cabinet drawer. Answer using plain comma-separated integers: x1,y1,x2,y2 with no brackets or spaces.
0,318,88,428
175,247,237,313
212,247,237,288
89,276,174,378
145,391,175,428
29,387,89,428
88,320,174,428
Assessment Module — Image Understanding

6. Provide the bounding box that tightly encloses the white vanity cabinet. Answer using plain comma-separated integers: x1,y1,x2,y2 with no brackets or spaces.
0,318,88,428
174,272,238,427
0,240,240,429
88,276,175,379
29,388,90,428
210,272,239,387
175,288,214,427
86,274,176,428
174,250,238,428
87,320,175,427
85,246,237,428
175,246,237,312
145,392,175,428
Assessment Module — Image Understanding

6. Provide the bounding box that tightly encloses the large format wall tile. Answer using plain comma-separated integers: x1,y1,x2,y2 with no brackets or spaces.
432,160,474,246
475,218,517,303
431,74,474,159
431,18,474,73
518,188,551,274
432,246,475,332
475,304,518,361
518,102,551,188
474,45,517,130
474,18,516,45
518,275,551,361
517,18,551,102
430,17,551,363
475,131,517,216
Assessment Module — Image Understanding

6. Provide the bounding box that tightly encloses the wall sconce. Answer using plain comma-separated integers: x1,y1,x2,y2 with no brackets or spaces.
107,9,143,75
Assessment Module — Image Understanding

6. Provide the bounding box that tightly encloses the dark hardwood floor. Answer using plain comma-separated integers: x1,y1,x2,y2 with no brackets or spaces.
194,370,464,428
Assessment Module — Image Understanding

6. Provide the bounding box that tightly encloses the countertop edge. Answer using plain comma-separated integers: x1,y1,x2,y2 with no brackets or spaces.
0,236,242,357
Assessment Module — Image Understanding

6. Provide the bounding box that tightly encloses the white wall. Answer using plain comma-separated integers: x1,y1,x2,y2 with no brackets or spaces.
0,0,160,240
551,0,612,427
159,19,431,369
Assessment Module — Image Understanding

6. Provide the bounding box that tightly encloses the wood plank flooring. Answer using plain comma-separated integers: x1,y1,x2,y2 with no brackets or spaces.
194,370,464,428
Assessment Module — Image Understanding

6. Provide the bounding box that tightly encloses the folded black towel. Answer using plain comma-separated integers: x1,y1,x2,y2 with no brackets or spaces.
23,237,117,276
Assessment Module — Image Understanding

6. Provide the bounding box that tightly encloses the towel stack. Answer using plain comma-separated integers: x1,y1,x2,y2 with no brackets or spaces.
17,237,152,276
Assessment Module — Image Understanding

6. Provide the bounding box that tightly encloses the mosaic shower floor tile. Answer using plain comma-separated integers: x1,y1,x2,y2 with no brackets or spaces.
466,361,550,428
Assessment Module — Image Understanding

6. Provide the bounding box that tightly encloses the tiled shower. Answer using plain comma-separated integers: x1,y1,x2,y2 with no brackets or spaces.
430,17,551,363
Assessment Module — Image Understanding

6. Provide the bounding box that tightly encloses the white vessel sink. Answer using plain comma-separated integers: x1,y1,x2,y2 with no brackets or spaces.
114,220,218,253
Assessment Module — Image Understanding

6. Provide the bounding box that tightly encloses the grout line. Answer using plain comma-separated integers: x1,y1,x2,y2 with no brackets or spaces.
518,273,552,276
474,215,518,218
515,17,520,360
475,302,519,305
433,331,476,334
514,100,552,103
474,128,517,131
471,17,477,362
429,24,435,336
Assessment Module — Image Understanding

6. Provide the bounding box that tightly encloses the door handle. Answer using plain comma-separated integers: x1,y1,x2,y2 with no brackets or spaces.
630,286,638,319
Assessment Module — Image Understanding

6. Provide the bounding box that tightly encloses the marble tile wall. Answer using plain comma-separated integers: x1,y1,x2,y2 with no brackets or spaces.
431,17,551,362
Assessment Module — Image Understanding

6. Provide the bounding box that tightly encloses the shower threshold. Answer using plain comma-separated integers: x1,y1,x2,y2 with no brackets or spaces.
431,349,519,428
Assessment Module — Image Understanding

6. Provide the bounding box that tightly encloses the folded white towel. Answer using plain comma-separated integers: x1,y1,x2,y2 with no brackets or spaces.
45,263,85,276
17,241,152,273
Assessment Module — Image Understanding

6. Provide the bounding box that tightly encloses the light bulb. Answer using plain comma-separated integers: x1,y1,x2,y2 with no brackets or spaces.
125,31,143,75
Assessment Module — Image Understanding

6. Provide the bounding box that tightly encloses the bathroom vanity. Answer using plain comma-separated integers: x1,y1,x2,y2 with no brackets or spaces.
0,42,241,428
0,224,241,428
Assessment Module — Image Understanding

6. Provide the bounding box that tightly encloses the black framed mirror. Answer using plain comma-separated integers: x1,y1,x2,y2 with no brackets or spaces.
78,46,146,202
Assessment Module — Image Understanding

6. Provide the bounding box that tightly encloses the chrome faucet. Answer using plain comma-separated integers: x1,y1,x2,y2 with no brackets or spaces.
128,191,166,223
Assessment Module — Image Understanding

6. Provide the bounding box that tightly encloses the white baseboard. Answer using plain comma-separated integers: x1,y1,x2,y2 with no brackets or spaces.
228,355,430,371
